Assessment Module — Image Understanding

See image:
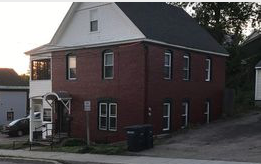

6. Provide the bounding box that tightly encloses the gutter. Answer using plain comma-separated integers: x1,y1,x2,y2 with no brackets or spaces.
26,38,229,57
0,85,29,90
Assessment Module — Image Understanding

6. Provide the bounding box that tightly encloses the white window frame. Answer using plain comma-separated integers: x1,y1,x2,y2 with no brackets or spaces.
109,103,117,131
183,55,190,81
99,103,107,130
181,102,189,128
164,52,172,79
68,55,76,80
43,108,52,122
205,101,210,124
90,9,98,32
103,52,114,79
205,58,211,81
163,103,171,131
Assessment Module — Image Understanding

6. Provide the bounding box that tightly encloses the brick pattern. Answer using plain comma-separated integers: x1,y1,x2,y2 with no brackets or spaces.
51,42,226,142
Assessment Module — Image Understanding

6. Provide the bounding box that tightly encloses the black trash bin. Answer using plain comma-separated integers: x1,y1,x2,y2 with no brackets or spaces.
125,125,146,152
143,124,153,149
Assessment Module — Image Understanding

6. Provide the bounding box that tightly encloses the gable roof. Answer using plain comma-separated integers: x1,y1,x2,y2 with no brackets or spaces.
26,2,229,56
116,2,228,55
0,68,29,88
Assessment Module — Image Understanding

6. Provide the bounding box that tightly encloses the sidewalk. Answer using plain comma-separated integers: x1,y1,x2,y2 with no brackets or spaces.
0,149,260,164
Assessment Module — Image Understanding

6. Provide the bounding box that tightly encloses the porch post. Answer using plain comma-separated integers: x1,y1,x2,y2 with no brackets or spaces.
29,107,34,142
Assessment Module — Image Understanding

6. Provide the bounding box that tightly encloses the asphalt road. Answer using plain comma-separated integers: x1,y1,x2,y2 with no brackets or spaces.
138,110,261,163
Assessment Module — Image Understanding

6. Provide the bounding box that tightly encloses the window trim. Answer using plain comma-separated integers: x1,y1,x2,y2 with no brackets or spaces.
103,51,114,79
108,103,117,131
31,58,51,81
183,54,190,81
43,108,52,122
205,101,210,124
90,9,98,32
205,58,211,82
99,103,107,130
7,111,14,121
181,101,189,128
163,103,171,131
164,51,172,80
67,55,77,80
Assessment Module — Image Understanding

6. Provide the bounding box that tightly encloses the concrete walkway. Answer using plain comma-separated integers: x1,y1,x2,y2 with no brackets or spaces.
0,149,260,164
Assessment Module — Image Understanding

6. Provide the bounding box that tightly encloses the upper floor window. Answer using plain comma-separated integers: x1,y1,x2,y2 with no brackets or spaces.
103,50,114,79
67,55,76,80
164,51,172,79
31,59,51,80
90,9,98,32
183,54,190,81
205,58,211,81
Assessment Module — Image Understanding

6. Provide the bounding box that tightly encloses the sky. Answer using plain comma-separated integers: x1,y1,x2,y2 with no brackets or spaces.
0,2,256,75
0,2,72,75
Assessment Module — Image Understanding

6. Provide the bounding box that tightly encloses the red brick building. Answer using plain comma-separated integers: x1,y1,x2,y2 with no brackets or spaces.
26,2,228,143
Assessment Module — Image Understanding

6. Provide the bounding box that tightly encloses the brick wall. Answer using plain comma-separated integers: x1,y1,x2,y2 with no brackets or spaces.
51,41,226,142
145,43,226,134
52,42,146,142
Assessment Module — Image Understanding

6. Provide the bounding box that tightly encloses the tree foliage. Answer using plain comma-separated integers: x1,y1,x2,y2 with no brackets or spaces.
171,2,261,47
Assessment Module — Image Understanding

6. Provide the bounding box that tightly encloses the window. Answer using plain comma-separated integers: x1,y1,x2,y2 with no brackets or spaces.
204,101,210,124
99,102,117,131
163,103,171,131
43,108,51,122
67,55,76,80
7,112,14,121
109,103,117,131
90,9,98,32
164,51,172,79
31,59,51,80
183,55,190,80
181,101,189,128
103,50,114,79
205,58,211,81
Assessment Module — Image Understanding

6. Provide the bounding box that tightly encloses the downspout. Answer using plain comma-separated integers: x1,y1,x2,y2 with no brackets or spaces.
143,43,149,124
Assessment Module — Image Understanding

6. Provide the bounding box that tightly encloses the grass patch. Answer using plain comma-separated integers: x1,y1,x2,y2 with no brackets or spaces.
33,139,127,155
0,142,29,150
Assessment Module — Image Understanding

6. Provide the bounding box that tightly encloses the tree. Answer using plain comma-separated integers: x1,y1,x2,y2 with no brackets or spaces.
171,2,261,47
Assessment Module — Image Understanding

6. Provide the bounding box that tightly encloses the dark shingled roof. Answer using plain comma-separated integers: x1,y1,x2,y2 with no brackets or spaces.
0,68,28,86
116,2,228,55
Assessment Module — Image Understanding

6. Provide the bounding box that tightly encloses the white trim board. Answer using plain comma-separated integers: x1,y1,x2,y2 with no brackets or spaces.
27,38,229,57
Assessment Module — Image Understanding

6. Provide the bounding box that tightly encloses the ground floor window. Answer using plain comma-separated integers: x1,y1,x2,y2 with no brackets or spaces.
43,108,52,122
163,103,171,131
99,102,117,131
204,101,210,124
7,111,14,121
181,101,189,128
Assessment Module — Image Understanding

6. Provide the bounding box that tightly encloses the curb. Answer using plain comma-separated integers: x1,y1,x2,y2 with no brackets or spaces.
0,156,62,164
